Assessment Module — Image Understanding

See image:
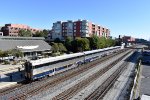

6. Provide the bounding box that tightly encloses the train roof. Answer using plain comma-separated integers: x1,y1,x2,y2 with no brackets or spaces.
31,52,84,66
141,94,150,100
143,50,150,53
84,46,120,54
31,46,120,66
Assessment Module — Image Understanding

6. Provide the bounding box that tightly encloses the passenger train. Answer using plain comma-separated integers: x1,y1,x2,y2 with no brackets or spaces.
24,46,121,81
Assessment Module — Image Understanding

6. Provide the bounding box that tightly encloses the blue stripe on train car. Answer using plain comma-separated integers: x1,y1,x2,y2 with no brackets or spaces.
55,66,64,71
76,61,83,65
45,70,54,75
32,70,54,80
85,59,90,62
33,73,45,80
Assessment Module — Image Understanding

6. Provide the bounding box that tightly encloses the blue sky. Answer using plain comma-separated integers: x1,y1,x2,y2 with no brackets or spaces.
0,0,150,40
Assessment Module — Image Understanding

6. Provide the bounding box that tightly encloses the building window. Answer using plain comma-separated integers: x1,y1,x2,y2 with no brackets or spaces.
74,30,76,32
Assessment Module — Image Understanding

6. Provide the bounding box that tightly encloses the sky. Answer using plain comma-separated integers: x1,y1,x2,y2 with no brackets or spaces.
0,0,150,40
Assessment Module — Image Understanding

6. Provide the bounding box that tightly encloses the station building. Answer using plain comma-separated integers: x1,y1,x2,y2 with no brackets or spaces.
0,36,51,59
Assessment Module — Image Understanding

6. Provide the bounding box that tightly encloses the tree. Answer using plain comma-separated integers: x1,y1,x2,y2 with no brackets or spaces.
99,37,107,48
65,37,73,51
80,38,90,51
90,35,101,49
58,43,67,53
71,39,78,52
1,51,8,57
71,38,90,52
0,50,3,57
54,38,61,43
18,29,26,36
18,29,32,37
0,50,8,63
43,29,49,37
33,29,49,37
106,38,116,47
51,43,59,53
9,49,23,58
33,31,43,37
76,38,83,52
0,50,9,61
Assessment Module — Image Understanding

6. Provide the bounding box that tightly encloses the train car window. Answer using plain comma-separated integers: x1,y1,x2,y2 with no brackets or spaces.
64,65,68,68
68,64,73,67
49,69,54,73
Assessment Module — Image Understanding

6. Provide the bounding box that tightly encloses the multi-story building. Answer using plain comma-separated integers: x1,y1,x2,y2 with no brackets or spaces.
51,21,62,40
1,24,42,36
62,20,74,39
50,19,110,41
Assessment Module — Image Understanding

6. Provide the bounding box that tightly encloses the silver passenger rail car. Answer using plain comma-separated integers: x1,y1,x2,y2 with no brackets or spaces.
24,52,84,80
24,46,121,81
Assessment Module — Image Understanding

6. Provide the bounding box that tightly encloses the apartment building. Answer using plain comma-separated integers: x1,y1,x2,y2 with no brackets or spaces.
1,24,42,36
50,19,110,41
62,20,74,39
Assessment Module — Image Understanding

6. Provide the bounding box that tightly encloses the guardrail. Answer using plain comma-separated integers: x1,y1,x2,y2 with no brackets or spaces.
129,60,141,100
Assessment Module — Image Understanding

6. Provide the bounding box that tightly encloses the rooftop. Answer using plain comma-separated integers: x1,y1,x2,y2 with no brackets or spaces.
0,36,45,40
0,39,51,52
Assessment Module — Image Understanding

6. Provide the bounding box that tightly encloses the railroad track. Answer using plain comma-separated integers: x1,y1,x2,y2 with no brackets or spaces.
52,50,133,100
0,49,129,99
85,50,136,100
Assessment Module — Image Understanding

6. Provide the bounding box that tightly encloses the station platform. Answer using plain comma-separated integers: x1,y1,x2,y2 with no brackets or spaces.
0,64,23,75
0,71,24,89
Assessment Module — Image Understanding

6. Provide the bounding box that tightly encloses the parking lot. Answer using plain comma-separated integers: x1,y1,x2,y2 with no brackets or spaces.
140,50,150,96
141,64,150,95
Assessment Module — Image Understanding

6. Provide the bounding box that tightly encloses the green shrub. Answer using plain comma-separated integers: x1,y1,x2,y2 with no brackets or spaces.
3,60,10,65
